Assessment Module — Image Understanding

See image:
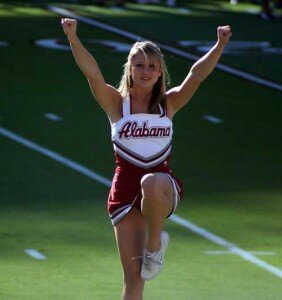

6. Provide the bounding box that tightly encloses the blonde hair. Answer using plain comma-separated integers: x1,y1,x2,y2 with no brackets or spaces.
118,41,170,114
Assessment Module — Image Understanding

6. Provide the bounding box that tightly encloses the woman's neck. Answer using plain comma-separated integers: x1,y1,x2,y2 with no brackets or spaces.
130,87,153,104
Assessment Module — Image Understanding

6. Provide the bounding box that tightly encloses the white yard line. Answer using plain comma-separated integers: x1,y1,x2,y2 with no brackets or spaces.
205,250,276,256
1,125,282,278
24,249,47,260
0,41,9,47
170,215,282,278
178,8,191,13
202,115,223,124
44,113,62,122
0,127,111,187
48,5,282,92
251,251,276,256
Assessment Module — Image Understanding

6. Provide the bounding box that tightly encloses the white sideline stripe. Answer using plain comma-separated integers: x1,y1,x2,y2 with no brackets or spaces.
170,215,282,278
48,5,282,92
1,126,282,278
0,126,112,187
24,249,47,260
205,250,276,256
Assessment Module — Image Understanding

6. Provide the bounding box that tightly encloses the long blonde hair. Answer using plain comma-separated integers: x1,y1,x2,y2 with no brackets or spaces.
118,41,170,114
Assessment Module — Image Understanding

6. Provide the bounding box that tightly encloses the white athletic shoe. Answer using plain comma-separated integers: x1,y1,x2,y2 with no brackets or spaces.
141,231,169,281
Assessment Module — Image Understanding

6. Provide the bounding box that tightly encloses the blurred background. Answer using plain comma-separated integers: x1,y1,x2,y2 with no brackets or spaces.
0,0,281,299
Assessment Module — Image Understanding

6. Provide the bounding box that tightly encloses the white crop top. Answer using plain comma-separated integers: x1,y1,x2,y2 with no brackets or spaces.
111,94,173,169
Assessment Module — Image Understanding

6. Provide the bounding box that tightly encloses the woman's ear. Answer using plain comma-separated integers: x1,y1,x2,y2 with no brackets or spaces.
158,66,162,77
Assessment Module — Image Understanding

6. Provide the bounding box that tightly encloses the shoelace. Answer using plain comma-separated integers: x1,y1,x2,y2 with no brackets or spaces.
131,252,162,264
131,243,164,267
131,255,143,260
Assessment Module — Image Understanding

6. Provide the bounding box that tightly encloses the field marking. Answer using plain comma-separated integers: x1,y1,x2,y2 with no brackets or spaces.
247,251,276,256
205,250,276,256
170,214,282,278
247,8,260,14
44,113,62,122
1,126,282,278
48,5,282,92
0,126,111,187
202,115,223,124
0,41,9,47
24,249,47,260
110,7,125,12
178,8,190,13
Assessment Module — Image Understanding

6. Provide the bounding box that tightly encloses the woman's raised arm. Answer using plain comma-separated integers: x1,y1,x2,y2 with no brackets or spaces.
61,18,120,114
166,26,232,117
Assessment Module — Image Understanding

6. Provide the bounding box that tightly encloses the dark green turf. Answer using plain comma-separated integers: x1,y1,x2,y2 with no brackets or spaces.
0,2,282,299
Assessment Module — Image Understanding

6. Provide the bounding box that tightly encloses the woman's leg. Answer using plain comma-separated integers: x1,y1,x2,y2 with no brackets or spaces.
139,173,176,280
114,207,147,300
140,173,174,253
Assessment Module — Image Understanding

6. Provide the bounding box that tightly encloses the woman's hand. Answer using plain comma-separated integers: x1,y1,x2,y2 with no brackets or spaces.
61,18,77,40
217,25,232,46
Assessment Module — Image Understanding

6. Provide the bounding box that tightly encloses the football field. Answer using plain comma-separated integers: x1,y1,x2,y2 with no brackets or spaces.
0,1,282,299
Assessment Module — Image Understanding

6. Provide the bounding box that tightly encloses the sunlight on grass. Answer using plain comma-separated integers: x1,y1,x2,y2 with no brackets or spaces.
0,4,53,17
60,3,212,18
126,3,212,16
189,1,261,14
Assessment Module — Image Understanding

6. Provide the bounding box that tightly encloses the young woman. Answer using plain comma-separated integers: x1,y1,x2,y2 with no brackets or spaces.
61,19,231,300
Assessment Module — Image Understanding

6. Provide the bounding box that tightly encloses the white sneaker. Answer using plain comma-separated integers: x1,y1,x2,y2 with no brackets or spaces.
141,231,169,281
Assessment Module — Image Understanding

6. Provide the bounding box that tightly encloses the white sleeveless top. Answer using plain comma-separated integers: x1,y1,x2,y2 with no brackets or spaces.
111,94,173,169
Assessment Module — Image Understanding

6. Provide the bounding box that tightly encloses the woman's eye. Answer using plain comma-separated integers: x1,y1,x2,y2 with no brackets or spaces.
149,65,156,69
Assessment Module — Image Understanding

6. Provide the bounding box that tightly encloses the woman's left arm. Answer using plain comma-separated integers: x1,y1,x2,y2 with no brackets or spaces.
166,26,232,117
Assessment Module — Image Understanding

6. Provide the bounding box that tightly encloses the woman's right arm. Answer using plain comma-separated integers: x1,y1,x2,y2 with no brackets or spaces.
61,18,120,114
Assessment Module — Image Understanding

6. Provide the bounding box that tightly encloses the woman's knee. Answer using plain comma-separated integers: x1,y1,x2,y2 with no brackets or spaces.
140,173,162,198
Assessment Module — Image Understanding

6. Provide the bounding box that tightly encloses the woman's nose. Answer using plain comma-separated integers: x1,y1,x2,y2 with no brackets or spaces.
143,66,151,75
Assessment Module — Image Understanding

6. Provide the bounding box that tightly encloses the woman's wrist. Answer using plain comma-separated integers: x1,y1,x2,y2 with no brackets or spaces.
215,40,227,50
68,34,79,44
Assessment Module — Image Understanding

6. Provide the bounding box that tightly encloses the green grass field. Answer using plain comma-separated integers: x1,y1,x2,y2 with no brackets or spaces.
0,1,281,299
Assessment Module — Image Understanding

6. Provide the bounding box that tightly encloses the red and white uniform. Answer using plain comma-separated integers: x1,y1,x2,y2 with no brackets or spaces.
108,94,183,225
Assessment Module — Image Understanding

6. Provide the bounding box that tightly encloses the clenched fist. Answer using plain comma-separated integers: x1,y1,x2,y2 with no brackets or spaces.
217,26,232,46
61,18,77,39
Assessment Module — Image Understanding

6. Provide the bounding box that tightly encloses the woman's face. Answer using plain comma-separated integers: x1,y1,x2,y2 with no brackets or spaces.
130,51,162,89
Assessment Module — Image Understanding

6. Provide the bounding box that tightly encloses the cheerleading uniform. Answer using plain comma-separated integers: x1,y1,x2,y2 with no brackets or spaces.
108,94,183,225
